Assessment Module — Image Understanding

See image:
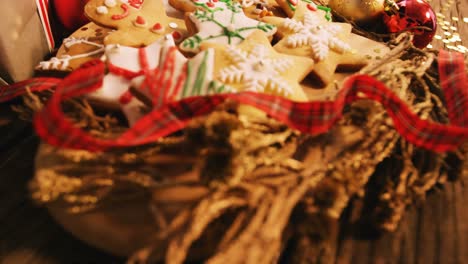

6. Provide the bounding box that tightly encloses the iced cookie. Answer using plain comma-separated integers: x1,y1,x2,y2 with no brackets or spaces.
263,3,367,86
132,40,234,108
84,0,187,46
169,0,285,19
37,23,110,72
180,0,276,53
275,0,330,18
201,31,314,101
87,35,176,125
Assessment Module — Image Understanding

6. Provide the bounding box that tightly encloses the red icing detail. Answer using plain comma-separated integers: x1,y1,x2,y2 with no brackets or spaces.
288,0,297,6
307,3,317,11
152,22,162,30
128,0,144,9
108,63,143,79
207,1,215,7
212,0,219,2
119,90,133,105
111,4,130,20
169,52,188,101
107,47,151,80
138,48,150,74
136,15,146,25
172,31,182,39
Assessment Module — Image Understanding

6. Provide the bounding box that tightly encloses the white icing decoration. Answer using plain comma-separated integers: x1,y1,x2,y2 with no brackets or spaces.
180,1,276,53
105,0,117,7
240,0,267,8
253,8,263,14
96,6,109,14
105,37,165,72
282,12,351,61
133,20,148,27
36,37,105,71
169,22,178,29
88,36,173,124
218,44,293,95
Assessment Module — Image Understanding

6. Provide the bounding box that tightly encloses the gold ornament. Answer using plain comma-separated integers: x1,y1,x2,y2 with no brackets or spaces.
328,0,387,23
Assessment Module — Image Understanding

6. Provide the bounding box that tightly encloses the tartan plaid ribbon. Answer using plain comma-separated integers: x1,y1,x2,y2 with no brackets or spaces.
1,51,467,152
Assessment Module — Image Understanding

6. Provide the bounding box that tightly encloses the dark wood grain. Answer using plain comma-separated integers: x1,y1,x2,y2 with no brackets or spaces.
0,0,466,263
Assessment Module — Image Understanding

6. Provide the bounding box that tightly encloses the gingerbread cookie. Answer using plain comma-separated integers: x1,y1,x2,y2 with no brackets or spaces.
201,31,314,101
87,35,176,125
180,0,276,53
133,38,234,108
263,3,367,86
37,23,110,72
84,0,187,46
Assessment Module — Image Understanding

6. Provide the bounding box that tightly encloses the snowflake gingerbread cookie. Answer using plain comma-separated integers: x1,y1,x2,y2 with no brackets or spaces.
201,31,314,101
180,0,276,53
264,2,367,86
84,0,187,46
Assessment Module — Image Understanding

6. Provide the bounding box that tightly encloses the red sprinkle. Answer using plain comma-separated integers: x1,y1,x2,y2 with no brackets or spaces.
152,22,162,30
307,3,317,11
136,15,146,25
288,0,297,6
119,91,133,105
212,0,219,2
207,1,215,7
112,4,130,20
172,31,182,39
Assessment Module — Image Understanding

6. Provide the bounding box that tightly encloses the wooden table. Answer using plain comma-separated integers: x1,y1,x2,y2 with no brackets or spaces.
0,1,466,263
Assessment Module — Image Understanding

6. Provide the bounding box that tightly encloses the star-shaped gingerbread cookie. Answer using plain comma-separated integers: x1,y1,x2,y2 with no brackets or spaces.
263,3,368,86
201,31,314,101
180,0,276,53
84,0,187,46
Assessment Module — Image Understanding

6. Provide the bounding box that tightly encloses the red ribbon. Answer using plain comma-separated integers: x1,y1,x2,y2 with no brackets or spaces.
1,50,467,152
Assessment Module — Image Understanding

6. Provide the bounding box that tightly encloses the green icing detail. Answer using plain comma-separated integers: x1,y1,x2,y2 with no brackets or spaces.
182,62,192,98
317,5,332,21
183,1,275,51
207,81,227,94
183,35,203,49
286,0,296,11
191,51,209,95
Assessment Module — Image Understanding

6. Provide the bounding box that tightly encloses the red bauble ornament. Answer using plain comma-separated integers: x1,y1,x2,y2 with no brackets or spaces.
53,0,90,31
383,0,436,48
